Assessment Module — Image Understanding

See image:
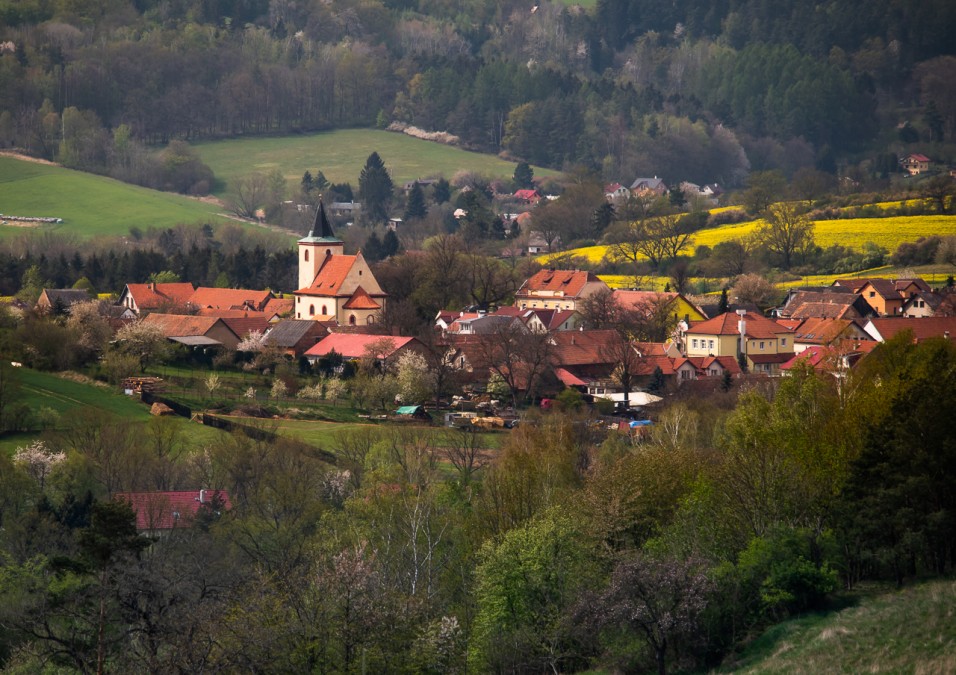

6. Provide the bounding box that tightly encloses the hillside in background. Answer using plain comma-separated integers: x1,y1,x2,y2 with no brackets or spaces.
193,128,558,196
0,155,233,239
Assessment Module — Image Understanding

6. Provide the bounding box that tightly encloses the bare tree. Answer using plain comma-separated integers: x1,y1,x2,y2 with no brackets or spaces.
473,321,553,407
442,427,485,484
229,173,269,219
757,202,814,269
610,214,691,270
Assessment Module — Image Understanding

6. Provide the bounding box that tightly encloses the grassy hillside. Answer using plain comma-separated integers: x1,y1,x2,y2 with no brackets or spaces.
720,580,956,674
193,128,558,196
0,155,233,239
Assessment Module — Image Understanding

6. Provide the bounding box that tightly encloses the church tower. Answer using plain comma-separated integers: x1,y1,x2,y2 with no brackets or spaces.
297,200,344,291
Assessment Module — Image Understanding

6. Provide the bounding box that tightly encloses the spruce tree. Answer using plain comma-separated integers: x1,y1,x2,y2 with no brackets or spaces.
358,152,393,224
404,183,427,221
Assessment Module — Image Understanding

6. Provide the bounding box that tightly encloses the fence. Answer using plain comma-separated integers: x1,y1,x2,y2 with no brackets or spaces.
200,413,338,465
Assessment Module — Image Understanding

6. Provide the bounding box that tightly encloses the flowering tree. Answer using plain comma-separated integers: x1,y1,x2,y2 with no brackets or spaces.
237,329,266,352
114,321,171,372
14,440,66,490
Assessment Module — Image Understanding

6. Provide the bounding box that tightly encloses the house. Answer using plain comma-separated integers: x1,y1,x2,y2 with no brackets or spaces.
262,295,294,320
900,153,931,175
857,279,905,316
780,342,877,377
527,231,557,255
329,201,361,218
140,313,241,350
514,189,542,205
403,178,438,192
187,287,273,312
36,288,92,314
294,201,387,326
221,316,272,343
901,291,945,318
613,290,707,323
605,183,629,201
774,288,873,320
303,333,424,364
263,319,329,358
784,317,871,353
446,313,522,335
118,282,196,315
684,311,795,375
515,269,609,311
506,307,584,333
671,355,742,383
863,316,956,343
629,177,668,196
115,489,231,535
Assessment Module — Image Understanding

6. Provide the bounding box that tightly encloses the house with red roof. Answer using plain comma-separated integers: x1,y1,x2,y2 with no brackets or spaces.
515,269,609,311
900,153,931,175
303,333,424,364
294,201,387,326
514,189,542,204
786,317,871,353
684,311,795,375
857,279,905,316
115,489,231,534
863,316,956,343
141,313,242,350
118,282,196,315
187,287,274,312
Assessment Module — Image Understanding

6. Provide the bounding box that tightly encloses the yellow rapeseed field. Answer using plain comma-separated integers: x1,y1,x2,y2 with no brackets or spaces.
541,214,956,264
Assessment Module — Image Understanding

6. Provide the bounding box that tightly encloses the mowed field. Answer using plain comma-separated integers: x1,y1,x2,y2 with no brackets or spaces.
0,155,233,239
193,128,559,196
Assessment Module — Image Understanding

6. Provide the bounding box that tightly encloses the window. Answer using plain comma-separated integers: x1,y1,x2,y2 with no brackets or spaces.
309,304,315,316
781,338,787,346
367,316,375,325
681,369,692,380
304,249,309,261
321,305,327,315
325,249,331,256
692,339,698,348
869,291,876,298
709,339,714,350
760,341,765,350
349,315,356,325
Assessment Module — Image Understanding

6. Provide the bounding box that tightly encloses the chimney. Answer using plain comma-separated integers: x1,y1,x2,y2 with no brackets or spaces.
736,309,748,356
148,282,155,291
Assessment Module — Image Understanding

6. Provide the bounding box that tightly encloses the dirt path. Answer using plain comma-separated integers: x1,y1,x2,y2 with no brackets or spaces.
0,150,60,166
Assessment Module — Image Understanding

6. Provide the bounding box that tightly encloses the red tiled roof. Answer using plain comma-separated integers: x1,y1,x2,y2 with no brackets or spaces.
687,312,791,339
554,367,589,386
141,313,228,337
907,153,931,162
867,317,956,342
263,296,294,316
514,189,540,201
304,333,419,359
115,490,231,531
188,287,272,311
300,255,357,295
126,283,196,310
197,308,268,319
342,286,382,310
518,269,604,298
221,316,271,338
790,317,855,344
550,329,620,366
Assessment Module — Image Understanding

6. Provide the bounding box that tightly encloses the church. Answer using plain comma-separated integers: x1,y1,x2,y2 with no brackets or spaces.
293,201,387,325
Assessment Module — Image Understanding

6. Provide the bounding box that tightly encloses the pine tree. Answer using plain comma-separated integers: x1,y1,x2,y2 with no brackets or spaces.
433,178,451,204
718,288,729,314
364,231,386,262
383,229,401,258
513,162,533,189
359,152,394,224
404,183,427,221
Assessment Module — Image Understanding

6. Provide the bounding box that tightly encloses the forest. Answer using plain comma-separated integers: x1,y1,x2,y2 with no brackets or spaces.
1,0,955,189
0,330,953,672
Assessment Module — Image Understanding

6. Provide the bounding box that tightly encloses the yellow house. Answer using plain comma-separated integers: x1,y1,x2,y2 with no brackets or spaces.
613,290,706,323
684,311,795,375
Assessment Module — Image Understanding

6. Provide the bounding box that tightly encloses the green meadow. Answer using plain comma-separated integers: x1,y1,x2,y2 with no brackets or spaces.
192,128,558,196
0,155,231,239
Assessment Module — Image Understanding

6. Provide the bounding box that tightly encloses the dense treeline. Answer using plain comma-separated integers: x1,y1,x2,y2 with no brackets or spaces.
0,336,953,672
1,0,954,185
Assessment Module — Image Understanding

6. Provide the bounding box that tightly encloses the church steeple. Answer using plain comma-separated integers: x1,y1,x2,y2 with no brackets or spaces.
307,198,337,240
298,198,344,290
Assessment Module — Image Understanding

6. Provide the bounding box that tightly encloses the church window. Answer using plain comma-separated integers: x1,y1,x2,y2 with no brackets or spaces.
304,249,309,262
309,304,315,316
322,305,327,315
349,315,356,325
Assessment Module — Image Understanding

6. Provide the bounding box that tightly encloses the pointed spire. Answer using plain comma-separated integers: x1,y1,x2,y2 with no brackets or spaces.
309,198,336,239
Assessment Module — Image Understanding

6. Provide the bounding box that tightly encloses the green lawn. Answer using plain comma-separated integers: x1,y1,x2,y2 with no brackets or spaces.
192,128,559,197
719,580,956,674
0,155,233,239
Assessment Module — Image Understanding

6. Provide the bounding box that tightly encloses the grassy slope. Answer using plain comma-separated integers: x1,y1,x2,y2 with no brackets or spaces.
193,128,558,196
0,156,233,239
719,580,956,674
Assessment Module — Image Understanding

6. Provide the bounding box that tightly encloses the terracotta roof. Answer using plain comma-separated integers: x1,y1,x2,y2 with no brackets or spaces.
141,313,229,338
125,283,196,310
748,353,794,364
115,490,231,531
514,189,541,201
686,311,791,339
304,333,419,359
221,316,271,338
299,255,357,295
196,308,268,319
518,269,605,298
672,355,741,376
342,286,382,310
188,287,272,311
866,317,956,342
790,317,855,344
263,296,294,317
907,153,931,162
550,329,620,366
554,367,589,386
